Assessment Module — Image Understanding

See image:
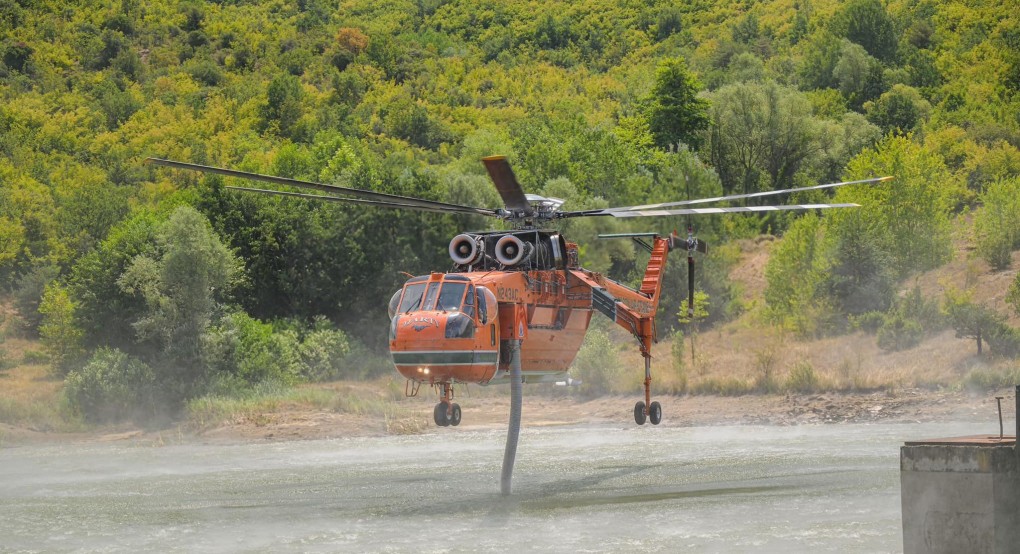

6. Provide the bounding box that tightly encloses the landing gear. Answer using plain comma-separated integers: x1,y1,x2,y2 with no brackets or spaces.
433,401,462,427
434,402,451,426
649,401,662,425
634,401,647,425
433,383,461,427
633,356,663,425
633,400,663,426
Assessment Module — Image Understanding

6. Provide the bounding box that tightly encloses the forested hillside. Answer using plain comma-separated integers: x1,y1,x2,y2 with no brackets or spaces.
2,0,1019,424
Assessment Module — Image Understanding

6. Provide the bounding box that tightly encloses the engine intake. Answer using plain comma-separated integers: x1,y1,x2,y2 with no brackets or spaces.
496,235,532,266
449,234,482,265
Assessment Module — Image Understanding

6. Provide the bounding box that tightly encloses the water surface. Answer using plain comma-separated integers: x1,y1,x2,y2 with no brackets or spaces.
0,421,985,553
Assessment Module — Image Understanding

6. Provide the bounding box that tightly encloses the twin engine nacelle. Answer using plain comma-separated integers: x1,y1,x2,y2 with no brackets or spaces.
449,233,534,267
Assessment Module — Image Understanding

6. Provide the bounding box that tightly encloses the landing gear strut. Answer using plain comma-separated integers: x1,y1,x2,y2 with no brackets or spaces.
633,356,662,425
433,382,461,427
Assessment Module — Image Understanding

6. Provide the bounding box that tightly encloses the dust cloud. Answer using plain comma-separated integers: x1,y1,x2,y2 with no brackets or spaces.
0,421,982,553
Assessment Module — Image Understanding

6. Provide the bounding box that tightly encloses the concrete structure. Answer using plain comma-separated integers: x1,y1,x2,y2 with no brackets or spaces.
901,387,1019,554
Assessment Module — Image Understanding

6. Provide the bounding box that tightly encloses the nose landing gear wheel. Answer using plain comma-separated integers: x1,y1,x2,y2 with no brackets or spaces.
450,403,462,426
649,401,662,425
634,401,647,425
434,402,451,427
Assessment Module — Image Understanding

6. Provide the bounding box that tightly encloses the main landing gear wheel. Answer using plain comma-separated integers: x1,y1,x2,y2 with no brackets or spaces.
649,401,662,425
634,401,647,425
434,402,451,427
433,402,462,427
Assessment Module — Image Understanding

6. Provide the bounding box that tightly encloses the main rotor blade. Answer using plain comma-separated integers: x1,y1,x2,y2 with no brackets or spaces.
563,202,861,219
224,186,490,215
147,158,499,217
600,176,893,213
481,156,532,214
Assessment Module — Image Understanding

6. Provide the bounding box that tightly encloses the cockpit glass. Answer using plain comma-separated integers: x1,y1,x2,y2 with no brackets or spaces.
397,283,426,313
463,285,475,318
435,282,467,312
422,282,440,310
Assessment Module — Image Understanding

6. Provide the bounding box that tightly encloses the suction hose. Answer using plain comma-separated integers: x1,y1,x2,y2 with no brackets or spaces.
501,339,523,496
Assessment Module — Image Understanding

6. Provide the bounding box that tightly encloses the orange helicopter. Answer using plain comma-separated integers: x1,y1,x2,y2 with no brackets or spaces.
147,157,891,428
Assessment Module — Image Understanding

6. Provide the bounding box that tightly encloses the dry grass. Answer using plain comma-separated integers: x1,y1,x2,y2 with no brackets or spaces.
0,362,81,431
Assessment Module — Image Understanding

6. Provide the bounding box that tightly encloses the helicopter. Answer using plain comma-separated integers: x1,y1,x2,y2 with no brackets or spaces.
148,156,890,495
147,156,890,428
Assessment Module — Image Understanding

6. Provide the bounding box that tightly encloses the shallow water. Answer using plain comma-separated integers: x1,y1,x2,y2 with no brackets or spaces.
0,420,990,553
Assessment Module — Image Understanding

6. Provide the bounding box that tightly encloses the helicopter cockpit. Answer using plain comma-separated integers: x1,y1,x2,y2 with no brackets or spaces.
388,274,497,340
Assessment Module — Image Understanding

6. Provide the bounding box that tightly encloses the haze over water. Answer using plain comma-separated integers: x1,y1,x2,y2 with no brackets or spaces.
0,421,990,553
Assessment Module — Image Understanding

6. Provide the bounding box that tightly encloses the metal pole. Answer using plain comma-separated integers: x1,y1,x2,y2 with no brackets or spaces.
501,339,523,496
996,396,1004,440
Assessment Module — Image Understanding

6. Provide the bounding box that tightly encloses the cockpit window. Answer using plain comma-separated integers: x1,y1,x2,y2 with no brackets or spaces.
463,285,475,318
422,282,441,311
398,283,427,313
435,282,467,312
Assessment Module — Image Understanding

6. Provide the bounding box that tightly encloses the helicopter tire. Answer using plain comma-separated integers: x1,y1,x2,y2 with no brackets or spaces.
633,401,647,425
434,402,451,427
649,401,662,425
450,403,462,426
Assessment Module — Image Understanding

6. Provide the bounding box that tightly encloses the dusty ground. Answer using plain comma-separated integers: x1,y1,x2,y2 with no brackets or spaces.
2,385,1013,446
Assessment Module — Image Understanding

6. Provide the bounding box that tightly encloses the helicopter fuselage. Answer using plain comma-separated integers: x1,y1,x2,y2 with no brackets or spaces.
388,230,597,386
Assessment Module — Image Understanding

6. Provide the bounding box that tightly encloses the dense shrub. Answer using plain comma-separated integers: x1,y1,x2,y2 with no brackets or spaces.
64,348,157,423
572,326,621,396
298,322,351,382
202,312,302,385
876,313,923,351
785,362,821,393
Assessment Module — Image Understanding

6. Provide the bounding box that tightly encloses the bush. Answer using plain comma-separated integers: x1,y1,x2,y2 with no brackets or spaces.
753,348,781,393
572,327,621,396
851,311,886,334
986,324,1020,358
202,312,302,385
876,313,924,351
299,324,351,381
21,350,48,364
64,348,157,423
669,330,687,393
964,366,1020,390
785,362,822,393
689,377,754,396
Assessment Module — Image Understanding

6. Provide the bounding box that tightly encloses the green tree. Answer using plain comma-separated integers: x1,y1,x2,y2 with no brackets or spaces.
974,177,1020,270
834,135,955,276
707,81,823,196
38,282,85,375
830,0,898,62
864,84,931,135
764,214,832,335
117,206,238,403
646,57,710,150
945,289,1003,356
1008,274,1020,317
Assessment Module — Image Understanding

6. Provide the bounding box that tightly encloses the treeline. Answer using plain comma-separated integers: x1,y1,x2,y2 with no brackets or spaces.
1,0,1019,421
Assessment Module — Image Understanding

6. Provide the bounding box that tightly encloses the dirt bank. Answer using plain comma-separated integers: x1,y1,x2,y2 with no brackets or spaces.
2,386,1012,446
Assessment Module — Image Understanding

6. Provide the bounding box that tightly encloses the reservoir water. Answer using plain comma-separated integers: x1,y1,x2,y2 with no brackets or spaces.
0,421,986,553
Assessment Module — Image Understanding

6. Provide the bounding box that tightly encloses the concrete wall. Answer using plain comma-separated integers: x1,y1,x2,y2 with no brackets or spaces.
901,444,1018,554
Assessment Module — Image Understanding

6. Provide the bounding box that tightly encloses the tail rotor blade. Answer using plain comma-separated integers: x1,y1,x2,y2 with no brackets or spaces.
687,255,695,319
